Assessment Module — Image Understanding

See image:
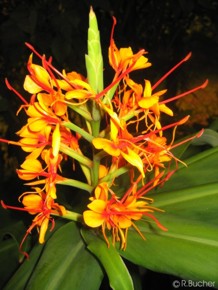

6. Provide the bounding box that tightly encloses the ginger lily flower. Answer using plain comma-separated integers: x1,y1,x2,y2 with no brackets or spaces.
125,78,173,132
83,182,167,249
24,54,68,117
109,17,151,74
17,125,52,159
92,120,145,178
17,148,64,199
1,187,66,257
17,159,44,181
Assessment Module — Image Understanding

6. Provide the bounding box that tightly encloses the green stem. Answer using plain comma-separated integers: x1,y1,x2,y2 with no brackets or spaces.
101,165,129,183
60,144,92,167
67,103,93,121
52,210,82,222
103,82,119,104
57,178,94,193
91,154,100,187
63,121,94,143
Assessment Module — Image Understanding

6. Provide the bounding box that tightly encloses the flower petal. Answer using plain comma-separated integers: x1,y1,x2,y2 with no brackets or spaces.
83,210,104,227
121,147,145,177
87,199,106,213
92,138,120,157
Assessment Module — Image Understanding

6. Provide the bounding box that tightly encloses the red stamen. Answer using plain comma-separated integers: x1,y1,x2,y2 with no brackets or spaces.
152,52,192,90
160,79,208,105
134,116,190,142
171,128,204,150
136,173,166,198
42,56,60,89
5,79,28,105
95,49,146,100
0,138,21,146
110,16,117,69
1,200,41,213
25,43,75,90
144,212,168,231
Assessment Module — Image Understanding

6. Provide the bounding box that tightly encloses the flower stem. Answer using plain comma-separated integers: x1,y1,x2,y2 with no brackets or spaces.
63,121,94,143
52,210,82,222
57,178,93,193
60,143,92,167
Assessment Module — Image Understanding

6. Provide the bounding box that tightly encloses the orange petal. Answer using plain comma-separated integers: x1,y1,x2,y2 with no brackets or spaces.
138,96,159,109
52,124,61,157
28,119,48,132
92,138,120,157
83,210,104,227
22,194,42,214
24,75,42,94
21,159,42,172
159,104,173,116
39,218,49,244
117,215,132,228
87,199,106,213
121,147,145,177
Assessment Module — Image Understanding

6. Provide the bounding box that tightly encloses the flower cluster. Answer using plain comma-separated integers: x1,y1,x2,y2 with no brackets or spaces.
1,8,206,253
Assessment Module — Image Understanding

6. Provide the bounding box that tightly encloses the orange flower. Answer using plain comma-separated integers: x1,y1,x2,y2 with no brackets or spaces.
92,120,145,178
17,125,52,159
109,18,151,74
122,78,173,132
142,134,172,183
41,148,63,199
16,148,63,199
17,159,44,181
83,182,167,249
1,187,66,257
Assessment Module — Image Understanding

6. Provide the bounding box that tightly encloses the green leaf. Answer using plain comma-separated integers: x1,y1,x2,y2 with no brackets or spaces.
3,219,66,290
25,222,103,290
82,229,134,290
0,238,19,289
192,128,218,147
153,182,218,225
3,243,44,290
119,216,218,283
118,146,218,283
159,145,218,192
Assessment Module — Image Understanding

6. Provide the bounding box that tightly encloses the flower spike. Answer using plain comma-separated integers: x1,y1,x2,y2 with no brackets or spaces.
1,8,208,254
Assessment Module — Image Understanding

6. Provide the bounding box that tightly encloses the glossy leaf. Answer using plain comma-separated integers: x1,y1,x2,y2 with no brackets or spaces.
82,229,134,290
119,216,218,283
118,146,218,283
159,145,218,192
192,128,218,147
25,222,103,290
153,182,218,225
0,238,19,289
3,243,44,290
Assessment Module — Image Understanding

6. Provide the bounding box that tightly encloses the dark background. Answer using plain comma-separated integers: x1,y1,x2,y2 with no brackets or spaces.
0,0,218,127
0,1,218,289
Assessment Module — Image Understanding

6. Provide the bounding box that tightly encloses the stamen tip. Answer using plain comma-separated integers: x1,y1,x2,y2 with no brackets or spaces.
185,52,192,61
112,16,117,25
202,79,209,88
5,78,11,89
178,115,190,125
25,42,33,50
196,128,204,138
1,200,7,209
